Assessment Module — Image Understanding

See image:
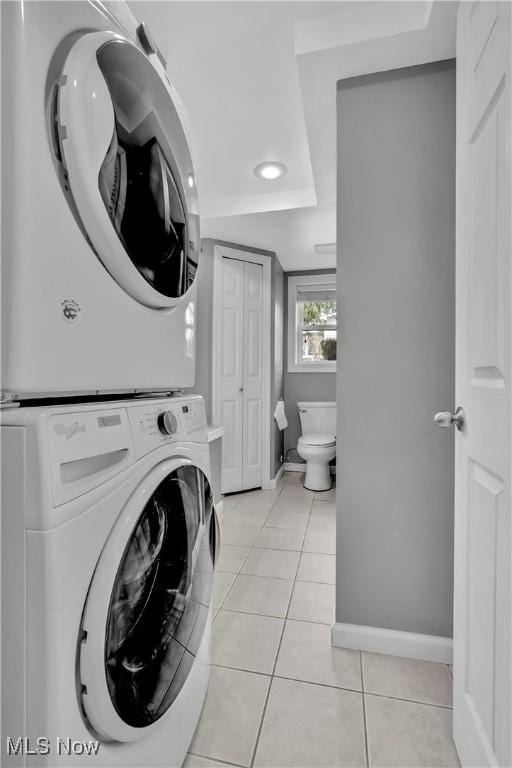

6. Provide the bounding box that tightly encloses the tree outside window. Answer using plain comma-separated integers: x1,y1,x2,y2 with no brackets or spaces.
302,300,337,362
298,294,337,364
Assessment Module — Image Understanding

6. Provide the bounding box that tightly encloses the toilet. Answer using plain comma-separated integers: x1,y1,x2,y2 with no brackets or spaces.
297,401,336,491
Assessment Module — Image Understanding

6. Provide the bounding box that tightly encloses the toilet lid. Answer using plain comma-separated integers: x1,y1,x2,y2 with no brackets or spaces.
299,434,336,447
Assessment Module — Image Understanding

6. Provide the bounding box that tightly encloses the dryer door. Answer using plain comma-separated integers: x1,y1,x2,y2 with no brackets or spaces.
53,31,200,309
80,459,217,742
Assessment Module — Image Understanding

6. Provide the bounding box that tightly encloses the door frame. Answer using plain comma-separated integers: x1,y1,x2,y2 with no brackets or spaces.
212,245,272,491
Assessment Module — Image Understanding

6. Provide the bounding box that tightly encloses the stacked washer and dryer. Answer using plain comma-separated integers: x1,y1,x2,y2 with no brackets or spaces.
1,2,217,766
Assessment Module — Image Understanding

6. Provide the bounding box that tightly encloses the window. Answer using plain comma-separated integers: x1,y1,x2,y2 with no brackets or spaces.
287,274,337,372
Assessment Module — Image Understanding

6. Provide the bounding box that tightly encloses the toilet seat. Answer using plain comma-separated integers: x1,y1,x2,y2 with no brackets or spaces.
298,434,336,448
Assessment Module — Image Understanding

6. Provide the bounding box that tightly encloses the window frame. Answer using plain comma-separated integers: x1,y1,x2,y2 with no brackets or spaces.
287,273,337,373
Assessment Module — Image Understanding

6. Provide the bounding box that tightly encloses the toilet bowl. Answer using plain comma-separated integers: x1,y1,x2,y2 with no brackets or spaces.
297,434,336,491
297,402,336,491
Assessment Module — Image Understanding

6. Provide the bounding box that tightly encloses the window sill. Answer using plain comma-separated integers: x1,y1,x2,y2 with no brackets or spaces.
288,363,336,374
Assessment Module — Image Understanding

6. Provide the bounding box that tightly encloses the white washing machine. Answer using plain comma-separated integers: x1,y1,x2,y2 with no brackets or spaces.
1,395,219,766
1,1,200,401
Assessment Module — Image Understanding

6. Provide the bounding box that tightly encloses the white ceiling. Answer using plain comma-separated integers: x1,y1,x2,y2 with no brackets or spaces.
130,1,458,270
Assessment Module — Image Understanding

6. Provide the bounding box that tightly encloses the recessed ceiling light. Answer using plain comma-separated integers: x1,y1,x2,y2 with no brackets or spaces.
253,161,288,180
187,174,195,189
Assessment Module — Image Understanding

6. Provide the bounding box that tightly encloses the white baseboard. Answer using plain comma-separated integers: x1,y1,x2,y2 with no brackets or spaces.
331,622,453,664
284,462,336,475
284,462,305,473
267,464,285,489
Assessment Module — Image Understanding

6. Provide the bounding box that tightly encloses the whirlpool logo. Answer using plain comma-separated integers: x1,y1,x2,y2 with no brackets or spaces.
61,298,81,323
53,421,86,439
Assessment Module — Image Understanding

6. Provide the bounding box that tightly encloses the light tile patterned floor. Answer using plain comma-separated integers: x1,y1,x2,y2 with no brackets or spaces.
186,473,459,768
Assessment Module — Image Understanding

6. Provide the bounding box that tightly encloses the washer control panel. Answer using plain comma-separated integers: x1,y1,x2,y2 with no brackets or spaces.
38,395,207,510
128,395,207,457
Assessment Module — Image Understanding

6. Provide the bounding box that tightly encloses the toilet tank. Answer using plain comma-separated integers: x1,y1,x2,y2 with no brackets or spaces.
298,402,337,436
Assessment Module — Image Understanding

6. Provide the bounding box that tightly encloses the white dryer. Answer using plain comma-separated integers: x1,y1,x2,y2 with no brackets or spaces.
1,1,200,400
1,395,219,766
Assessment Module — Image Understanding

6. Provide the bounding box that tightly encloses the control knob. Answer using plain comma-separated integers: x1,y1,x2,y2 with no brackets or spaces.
157,410,178,436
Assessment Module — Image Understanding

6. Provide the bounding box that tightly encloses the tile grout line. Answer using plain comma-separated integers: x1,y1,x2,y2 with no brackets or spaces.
213,501,257,615
210,483,288,763
252,544,303,552
214,569,240,615
220,573,301,585
360,650,454,711
360,652,371,768
207,660,454,711
216,606,331,624
239,536,302,582
361,689,454,711
210,661,361,693
216,497,276,613
246,481,298,767
187,751,244,768
209,662,272,681
248,482,313,768
248,676,274,768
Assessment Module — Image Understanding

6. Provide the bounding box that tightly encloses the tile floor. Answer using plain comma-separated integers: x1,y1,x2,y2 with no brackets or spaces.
185,472,459,768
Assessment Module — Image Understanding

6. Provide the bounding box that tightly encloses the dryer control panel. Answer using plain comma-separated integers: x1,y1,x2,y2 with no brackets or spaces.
128,395,208,458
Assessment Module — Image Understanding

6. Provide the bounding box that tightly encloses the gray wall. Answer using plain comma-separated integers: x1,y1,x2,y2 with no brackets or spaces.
284,269,337,461
190,239,215,422
336,60,455,638
190,238,284,481
272,258,285,474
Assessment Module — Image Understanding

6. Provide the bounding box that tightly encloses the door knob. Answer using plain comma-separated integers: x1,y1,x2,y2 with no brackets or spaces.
434,406,465,432
238,387,244,392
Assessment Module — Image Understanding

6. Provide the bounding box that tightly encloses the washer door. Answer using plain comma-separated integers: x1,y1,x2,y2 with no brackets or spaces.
54,31,200,309
80,459,216,742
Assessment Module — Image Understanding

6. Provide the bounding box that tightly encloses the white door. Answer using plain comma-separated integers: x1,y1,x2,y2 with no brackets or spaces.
243,261,264,490
220,257,245,493
453,3,511,766
219,257,263,493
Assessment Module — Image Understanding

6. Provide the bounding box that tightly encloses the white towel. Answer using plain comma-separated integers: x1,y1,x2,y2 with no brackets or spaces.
273,399,288,430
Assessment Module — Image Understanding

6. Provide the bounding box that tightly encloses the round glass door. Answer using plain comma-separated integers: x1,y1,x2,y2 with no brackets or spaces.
96,42,195,299
53,32,200,308
84,464,215,731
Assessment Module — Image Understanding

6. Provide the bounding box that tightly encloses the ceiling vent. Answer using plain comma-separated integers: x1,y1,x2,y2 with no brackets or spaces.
314,243,336,256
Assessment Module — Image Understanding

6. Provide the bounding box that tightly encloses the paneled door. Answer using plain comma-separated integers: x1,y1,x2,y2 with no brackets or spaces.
219,257,263,493
242,261,264,490
219,257,244,493
453,3,511,766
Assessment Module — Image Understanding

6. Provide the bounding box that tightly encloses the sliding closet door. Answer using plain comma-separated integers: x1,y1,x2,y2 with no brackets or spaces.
219,257,263,493
243,261,263,489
